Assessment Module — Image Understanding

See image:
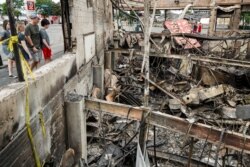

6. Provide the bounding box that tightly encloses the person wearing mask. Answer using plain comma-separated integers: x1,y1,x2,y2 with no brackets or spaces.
25,13,42,70
0,20,16,78
40,19,52,64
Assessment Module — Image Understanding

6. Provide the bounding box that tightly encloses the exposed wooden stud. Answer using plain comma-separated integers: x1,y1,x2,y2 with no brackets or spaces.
107,49,250,68
85,99,250,154
85,99,144,120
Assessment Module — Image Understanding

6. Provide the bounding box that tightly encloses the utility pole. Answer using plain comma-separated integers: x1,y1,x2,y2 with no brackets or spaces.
6,0,24,81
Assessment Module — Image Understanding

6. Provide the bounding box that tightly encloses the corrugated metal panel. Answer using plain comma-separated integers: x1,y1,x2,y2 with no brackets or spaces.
164,19,201,49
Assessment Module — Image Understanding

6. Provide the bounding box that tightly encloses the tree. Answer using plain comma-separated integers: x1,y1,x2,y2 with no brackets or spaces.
0,0,24,19
36,0,61,16
51,2,61,16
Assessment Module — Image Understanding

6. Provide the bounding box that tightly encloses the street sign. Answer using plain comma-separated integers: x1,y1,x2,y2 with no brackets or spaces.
25,0,36,16
27,1,35,10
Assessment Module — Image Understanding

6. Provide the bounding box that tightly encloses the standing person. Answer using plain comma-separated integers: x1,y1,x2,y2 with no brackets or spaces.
197,22,202,34
192,21,198,33
25,13,42,70
0,20,16,78
17,21,32,64
40,19,52,64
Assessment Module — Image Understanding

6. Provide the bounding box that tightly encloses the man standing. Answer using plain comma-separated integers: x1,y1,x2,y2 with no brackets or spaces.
25,13,42,70
197,22,202,34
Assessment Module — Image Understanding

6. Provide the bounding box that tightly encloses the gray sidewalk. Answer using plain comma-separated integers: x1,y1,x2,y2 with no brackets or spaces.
0,24,64,87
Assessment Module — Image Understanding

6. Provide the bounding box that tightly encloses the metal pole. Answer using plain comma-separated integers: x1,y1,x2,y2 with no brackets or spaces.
6,0,24,81
0,54,3,66
164,10,167,21
139,0,150,156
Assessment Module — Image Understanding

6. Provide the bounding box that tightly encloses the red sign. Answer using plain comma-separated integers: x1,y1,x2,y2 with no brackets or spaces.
27,1,35,10
164,19,201,49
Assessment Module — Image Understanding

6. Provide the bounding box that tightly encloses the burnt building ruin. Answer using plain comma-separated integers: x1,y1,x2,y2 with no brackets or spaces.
1,0,250,166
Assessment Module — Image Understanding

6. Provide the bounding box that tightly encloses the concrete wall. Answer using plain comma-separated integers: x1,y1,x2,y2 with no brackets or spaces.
93,0,113,64
0,0,113,166
0,54,78,166
70,0,95,69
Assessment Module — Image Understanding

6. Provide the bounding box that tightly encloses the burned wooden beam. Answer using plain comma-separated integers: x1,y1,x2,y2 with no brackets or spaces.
107,49,250,68
149,112,250,154
85,99,144,120
171,33,250,41
85,99,250,154
141,75,186,105
115,32,250,40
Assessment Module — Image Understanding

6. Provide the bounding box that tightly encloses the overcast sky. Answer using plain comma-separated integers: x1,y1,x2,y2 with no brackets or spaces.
0,0,60,4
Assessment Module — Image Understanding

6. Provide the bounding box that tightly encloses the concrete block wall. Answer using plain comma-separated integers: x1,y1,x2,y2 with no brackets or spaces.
0,54,94,166
70,0,95,69
0,0,113,167
94,0,113,64
0,0,113,166
0,54,77,166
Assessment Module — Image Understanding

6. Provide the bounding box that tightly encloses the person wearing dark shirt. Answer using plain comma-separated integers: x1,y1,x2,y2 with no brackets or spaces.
40,19,52,64
25,13,42,70
17,21,32,63
192,21,198,33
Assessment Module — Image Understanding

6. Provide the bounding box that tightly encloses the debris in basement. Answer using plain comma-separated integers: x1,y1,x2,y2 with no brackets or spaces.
85,1,250,167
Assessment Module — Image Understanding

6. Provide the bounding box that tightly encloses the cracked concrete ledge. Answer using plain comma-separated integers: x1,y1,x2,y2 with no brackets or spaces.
0,53,77,150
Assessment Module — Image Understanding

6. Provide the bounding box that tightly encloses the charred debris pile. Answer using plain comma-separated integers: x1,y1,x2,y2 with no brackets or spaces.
86,29,250,166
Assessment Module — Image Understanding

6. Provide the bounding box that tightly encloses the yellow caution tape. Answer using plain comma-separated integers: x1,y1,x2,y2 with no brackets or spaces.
20,50,41,167
8,36,18,52
0,35,18,52
2,34,46,167
39,112,46,138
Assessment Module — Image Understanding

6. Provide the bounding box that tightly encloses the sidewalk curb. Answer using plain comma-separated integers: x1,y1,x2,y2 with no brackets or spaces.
0,65,7,69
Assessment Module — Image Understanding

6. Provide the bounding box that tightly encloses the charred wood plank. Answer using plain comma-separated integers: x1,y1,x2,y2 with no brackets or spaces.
149,112,250,154
107,49,250,68
114,32,250,41
171,33,250,41
85,99,144,120
85,99,250,154
141,75,186,105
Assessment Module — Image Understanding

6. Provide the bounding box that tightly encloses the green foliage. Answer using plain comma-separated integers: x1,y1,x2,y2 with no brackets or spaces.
242,12,250,24
51,2,61,15
0,0,24,18
128,11,136,25
36,0,61,16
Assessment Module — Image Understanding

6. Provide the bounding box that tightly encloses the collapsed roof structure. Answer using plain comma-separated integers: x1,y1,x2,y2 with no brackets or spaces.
1,0,250,166
91,0,250,166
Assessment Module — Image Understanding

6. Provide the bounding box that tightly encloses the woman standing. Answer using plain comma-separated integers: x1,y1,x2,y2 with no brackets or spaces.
0,20,16,78
17,21,32,64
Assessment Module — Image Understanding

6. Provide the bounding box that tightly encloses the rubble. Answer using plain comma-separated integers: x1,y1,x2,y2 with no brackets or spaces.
236,105,250,120
98,39,250,165
85,1,250,166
